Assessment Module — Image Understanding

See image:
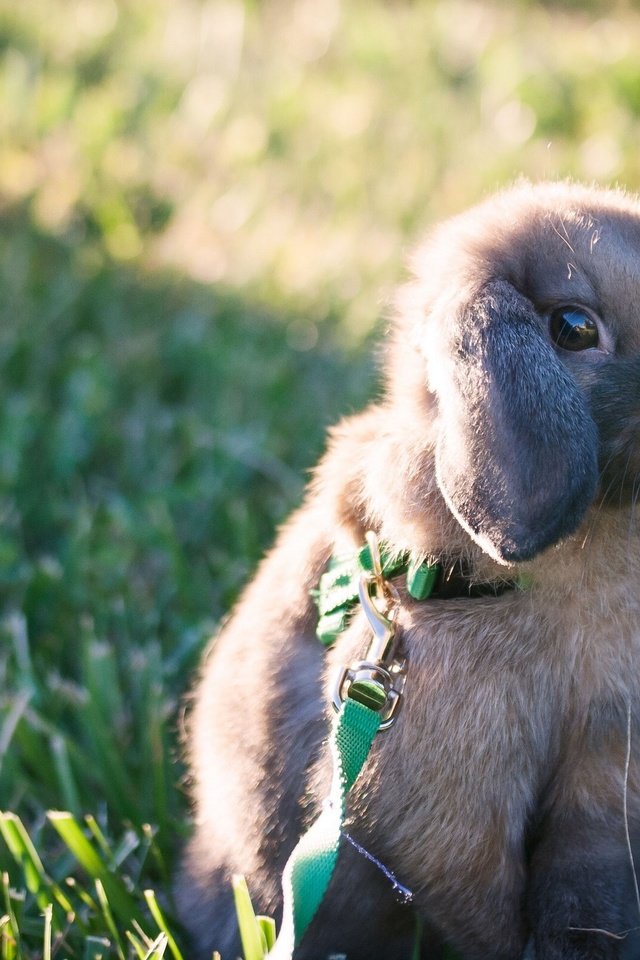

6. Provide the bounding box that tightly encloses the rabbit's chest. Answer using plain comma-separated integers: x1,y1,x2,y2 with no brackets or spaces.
345,589,640,855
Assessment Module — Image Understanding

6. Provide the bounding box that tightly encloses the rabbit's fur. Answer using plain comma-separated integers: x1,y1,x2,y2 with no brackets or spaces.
177,182,640,959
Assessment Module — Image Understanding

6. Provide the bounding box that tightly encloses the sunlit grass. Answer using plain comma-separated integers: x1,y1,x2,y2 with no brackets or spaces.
0,811,181,959
0,213,371,955
3,1,640,335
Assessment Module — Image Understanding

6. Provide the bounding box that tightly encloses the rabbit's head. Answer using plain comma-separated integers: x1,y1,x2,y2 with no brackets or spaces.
391,182,640,565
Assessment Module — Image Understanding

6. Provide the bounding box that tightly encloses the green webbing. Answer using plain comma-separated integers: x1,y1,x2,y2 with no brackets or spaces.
268,697,381,958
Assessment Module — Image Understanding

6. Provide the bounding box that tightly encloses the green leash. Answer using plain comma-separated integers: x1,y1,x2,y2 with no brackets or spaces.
269,697,381,958
269,533,418,957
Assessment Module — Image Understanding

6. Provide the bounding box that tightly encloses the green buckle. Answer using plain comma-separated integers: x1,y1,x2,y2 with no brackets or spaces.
313,543,440,646
406,557,439,600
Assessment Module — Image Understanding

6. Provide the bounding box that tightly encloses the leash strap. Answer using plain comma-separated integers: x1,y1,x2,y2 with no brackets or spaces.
268,697,381,958
269,533,408,958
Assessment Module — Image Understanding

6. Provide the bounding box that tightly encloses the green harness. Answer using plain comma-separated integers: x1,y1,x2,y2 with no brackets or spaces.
269,536,522,958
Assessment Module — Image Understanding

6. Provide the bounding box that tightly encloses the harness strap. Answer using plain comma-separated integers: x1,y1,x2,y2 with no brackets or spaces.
268,697,381,958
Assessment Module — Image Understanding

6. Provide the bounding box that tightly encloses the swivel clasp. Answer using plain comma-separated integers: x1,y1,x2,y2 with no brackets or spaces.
331,532,407,730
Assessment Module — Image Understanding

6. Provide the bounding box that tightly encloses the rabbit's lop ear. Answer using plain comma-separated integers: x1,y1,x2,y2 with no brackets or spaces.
433,280,599,564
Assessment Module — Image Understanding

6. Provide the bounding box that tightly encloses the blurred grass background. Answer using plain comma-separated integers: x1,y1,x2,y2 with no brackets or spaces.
2,0,640,955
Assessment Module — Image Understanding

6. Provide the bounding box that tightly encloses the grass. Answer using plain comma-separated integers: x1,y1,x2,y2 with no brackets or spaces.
0,213,370,957
2,0,640,955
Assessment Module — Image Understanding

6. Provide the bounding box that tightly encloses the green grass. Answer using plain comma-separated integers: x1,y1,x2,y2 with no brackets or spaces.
2,0,640,955
0,213,370,956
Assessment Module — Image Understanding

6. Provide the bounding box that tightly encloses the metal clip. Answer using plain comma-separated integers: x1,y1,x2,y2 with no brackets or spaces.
332,533,407,730
357,572,398,665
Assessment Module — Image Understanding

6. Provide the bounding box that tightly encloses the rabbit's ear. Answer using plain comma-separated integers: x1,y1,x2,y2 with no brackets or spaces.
433,280,598,564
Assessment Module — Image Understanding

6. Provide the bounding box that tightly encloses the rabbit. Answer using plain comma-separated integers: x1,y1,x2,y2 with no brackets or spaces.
177,181,640,960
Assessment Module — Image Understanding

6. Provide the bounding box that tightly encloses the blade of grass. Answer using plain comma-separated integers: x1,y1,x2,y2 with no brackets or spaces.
257,916,276,953
232,875,265,960
6,614,35,696
84,817,113,863
47,813,141,927
0,818,75,927
0,814,50,914
1,874,19,960
141,933,167,960
94,880,124,960
125,929,147,960
42,904,52,960
140,825,169,890
65,876,100,914
130,920,154,950
11,720,58,804
0,916,16,960
110,830,140,870
143,890,183,960
0,692,31,781
50,734,81,816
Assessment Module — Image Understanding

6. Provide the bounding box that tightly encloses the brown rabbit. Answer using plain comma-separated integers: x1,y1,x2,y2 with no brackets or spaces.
177,182,640,960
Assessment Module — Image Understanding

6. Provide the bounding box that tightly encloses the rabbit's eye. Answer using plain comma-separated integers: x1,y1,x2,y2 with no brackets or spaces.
549,306,599,351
